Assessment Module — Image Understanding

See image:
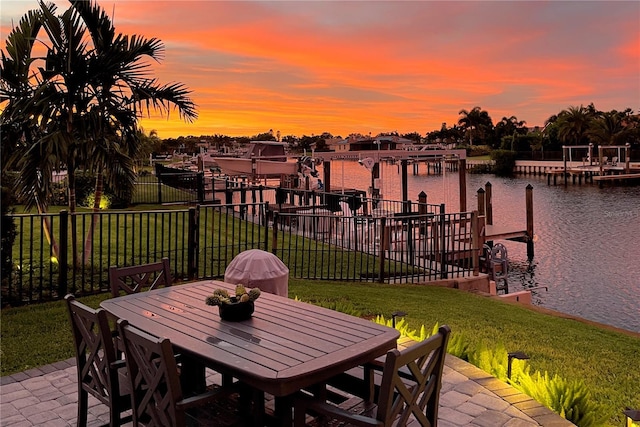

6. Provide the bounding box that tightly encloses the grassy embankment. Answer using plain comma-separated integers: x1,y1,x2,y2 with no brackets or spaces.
1,279,638,426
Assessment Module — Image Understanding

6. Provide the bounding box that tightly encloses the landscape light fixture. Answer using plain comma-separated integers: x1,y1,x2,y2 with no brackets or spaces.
624,408,640,427
507,351,530,379
391,310,407,328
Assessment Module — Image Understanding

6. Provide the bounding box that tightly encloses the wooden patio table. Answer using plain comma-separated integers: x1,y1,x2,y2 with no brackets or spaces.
101,280,399,426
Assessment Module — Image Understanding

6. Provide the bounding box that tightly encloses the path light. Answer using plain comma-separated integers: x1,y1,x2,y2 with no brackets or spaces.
391,310,407,328
624,408,640,427
507,351,530,379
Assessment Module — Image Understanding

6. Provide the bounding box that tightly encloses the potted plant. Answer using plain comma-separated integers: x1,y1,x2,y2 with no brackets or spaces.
205,285,261,321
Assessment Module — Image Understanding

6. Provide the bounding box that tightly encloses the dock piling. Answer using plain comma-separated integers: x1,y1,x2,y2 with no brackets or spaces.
526,184,534,259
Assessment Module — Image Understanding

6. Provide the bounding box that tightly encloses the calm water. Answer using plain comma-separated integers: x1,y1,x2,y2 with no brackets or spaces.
321,160,640,333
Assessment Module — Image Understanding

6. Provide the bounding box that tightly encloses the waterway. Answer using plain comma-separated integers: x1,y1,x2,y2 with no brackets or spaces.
321,160,640,334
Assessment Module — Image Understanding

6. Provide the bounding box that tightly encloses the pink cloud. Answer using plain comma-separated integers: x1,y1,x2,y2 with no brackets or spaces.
2,0,638,137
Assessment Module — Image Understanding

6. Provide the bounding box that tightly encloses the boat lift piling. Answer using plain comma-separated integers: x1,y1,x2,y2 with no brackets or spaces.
478,183,535,259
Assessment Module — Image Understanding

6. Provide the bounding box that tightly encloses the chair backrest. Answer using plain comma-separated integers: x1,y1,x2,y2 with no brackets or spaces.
117,319,184,427
377,325,451,427
65,294,119,406
109,257,172,298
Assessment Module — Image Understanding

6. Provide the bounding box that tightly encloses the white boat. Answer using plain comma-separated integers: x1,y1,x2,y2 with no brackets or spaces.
208,141,299,178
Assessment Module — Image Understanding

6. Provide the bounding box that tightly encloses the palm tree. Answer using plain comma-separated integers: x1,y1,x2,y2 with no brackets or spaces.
587,110,634,146
69,0,197,260
0,5,61,256
494,116,527,149
555,105,595,146
457,107,493,145
1,0,197,267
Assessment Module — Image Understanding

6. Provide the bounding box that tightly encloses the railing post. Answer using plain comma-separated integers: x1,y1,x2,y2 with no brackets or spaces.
58,210,68,297
187,207,199,280
197,172,205,203
157,166,163,205
378,216,386,283
477,188,485,216
271,212,279,254
485,182,493,225
439,204,447,279
240,182,247,220
264,202,270,249
471,210,480,276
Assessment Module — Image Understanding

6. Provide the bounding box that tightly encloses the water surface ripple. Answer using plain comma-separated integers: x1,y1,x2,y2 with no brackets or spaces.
325,161,640,333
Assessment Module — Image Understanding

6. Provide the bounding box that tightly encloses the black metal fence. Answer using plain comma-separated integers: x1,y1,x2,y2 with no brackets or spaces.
4,202,479,306
132,167,446,215
272,209,478,283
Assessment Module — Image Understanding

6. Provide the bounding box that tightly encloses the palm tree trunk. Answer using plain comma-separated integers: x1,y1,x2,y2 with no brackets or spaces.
67,162,79,272
83,170,104,262
35,197,60,259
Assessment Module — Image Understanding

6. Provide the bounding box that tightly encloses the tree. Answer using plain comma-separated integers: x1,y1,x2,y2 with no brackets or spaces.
457,107,493,145
494,116,527,149
253,131,277,141
555,105,595,146
401,132,422,143
587,110,634,146
1,0,197,266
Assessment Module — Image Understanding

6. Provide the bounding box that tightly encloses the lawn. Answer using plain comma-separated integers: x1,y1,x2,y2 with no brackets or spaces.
1,279,638,426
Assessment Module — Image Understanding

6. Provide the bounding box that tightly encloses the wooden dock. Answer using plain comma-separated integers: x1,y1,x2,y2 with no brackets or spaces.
592,173,640,187
484,224,529,243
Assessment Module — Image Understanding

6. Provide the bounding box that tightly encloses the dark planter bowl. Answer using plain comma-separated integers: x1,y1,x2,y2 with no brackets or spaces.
218,299,255,321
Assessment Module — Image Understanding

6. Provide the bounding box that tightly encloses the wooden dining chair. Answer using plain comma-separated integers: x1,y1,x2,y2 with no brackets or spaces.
109,257,172,298
294,325,451,427
116,319,243,427
65,294,131,427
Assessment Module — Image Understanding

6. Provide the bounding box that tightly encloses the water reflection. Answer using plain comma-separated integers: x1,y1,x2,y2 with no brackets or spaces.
320,160,640,333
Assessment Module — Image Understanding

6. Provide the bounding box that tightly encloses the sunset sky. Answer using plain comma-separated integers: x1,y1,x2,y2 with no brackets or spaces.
2,1,639,139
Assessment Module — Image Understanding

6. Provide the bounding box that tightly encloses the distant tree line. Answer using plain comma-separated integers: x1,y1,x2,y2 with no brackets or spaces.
148,104,639,158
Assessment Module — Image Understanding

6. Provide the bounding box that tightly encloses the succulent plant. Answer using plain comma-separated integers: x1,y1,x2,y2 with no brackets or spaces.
206,286,260,306
248,288,261,301
205,295,222,306
213,289,230,298
235,284,247,297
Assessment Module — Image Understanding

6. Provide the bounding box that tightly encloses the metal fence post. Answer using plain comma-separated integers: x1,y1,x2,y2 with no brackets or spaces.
197,172,205,203
156,164,163,204
439,204,447,279
58,210,68,297
272,212,279,253
471,210,479,276
187,206,199,280
378,216,386,283
264,202,270,250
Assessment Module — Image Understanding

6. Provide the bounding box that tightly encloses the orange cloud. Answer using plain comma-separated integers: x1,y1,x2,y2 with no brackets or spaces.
2,0,639,138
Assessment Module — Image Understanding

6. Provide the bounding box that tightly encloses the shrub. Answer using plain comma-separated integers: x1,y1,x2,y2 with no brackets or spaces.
468,163,493,174
372,316,606,427
83,192,112,210
517,371,607,427
490,150,517,177
455,144,492,157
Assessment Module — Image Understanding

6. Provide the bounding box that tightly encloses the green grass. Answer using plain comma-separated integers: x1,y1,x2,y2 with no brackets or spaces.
1,279,638,426
7,208,415,303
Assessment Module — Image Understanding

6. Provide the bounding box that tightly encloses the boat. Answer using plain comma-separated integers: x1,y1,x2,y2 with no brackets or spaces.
207,141,300,178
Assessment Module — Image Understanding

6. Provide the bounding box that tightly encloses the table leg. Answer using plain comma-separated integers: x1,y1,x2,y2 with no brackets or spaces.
274,395,293,427
179,353,206,395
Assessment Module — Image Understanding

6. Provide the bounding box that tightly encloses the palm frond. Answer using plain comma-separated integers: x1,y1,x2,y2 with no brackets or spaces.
130,80,198,122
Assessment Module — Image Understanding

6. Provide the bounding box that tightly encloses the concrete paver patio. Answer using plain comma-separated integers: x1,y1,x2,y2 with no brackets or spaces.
0,354,574,426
